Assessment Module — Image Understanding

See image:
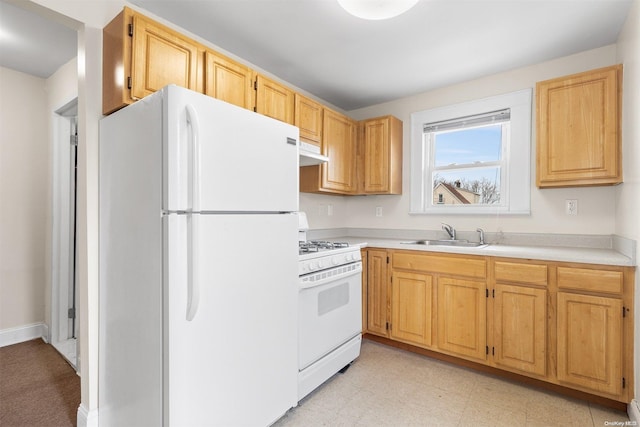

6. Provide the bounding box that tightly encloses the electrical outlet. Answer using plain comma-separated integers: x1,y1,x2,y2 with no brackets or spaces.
327,204,333,216
375,206,383,217
566,199,578,215
319,204,326,216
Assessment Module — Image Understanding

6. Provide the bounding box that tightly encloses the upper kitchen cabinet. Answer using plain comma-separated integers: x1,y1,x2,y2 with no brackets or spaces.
204,50,255,110
300,108,358,194
360,115,403,195
536,65,622,188
103,7,200,115
294,94,323,146
254,74,295,124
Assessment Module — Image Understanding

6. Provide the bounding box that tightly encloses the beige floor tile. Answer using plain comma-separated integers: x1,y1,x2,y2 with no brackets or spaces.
589,403,630,426
275,340,633,427
458,398,528,427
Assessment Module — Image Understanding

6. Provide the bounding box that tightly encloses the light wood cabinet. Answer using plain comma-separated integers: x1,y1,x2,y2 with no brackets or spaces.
536,65,622,187
363,249,634,403
493,283,547,376
360,116,402,195
491,260,548,377
103,7,200,115
437,277,487,361
366,250,389,337
204,50,255,110
254,74,295,124
295,94,323,146
300,108,358,194
557,292,622,396
390,271,433,347
555,265,631,398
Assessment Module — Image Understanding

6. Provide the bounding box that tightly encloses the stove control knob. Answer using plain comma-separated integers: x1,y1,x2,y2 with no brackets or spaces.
332,257,339,265
318,260,324,268
310,261,318,271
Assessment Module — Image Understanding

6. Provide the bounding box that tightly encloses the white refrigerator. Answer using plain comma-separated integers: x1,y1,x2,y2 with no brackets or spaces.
99,85,299,426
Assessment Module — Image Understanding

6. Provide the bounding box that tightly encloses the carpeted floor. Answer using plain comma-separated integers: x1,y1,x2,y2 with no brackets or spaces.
0,339,80,426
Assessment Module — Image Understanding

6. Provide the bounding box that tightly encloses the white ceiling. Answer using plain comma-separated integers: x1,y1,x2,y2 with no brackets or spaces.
0,0,77,78
1,0,632,111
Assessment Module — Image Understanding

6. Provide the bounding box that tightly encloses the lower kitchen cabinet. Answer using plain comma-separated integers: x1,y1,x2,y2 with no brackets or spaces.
557,291,623,396
366,249,389,337
390,271,433,347
437,277,487,361
493,283,547,376
362,248,634,404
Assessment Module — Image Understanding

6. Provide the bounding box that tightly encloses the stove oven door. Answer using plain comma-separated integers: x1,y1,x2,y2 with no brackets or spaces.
298,262,363,370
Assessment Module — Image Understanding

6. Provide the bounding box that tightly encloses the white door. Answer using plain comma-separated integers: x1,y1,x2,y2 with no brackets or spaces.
165,212,298,426
163,85,299,213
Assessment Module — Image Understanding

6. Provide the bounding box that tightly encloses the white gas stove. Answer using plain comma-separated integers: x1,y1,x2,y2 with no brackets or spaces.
296,214,363,401
298,241,361,276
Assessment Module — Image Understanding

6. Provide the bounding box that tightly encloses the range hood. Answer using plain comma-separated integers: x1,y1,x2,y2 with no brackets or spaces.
299,141,329,166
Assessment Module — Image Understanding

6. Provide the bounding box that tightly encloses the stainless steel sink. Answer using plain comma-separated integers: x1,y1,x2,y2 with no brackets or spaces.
401,239,488,248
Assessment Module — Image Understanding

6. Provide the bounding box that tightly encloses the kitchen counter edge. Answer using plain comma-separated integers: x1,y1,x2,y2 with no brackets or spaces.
342,237,635,267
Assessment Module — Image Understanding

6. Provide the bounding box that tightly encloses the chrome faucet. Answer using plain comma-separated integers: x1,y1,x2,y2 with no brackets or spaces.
441,223,456,240
476,228,485,245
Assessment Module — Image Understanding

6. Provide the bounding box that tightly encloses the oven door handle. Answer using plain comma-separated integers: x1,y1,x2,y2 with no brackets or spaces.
299,263,362,289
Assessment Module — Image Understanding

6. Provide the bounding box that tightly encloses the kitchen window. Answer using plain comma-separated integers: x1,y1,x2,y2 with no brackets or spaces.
410,89,532,215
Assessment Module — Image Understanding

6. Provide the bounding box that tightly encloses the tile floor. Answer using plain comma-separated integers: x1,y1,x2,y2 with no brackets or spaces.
275,339,632,427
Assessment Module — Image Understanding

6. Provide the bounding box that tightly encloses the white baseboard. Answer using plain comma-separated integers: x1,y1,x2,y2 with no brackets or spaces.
77,404,99,427
628,399,640,424
0,323,47,347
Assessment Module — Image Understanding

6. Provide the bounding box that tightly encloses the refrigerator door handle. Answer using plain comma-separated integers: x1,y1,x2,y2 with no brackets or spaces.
186,213,200,321
185,104,201,212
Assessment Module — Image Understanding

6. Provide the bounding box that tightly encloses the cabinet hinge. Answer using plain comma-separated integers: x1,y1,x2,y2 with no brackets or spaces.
128,23,134,37
492,289,495,298
486,289,489,298
623,306,627,318
254,79,258,90
385,322,389,331
68,308,76,319
486,345,489,355
127,77,132,89
492,347,495,356
253,106,257,113
623,377,626,389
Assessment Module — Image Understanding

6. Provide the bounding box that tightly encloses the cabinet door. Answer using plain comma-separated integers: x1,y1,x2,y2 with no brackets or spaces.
204,51,254,110
557,292,623,396
321,109,357,193
295,94,323,146
437,277,487,361
255,74,295,124
391,271,432,347
131,13,199,101
536,65,621,187
493,284,547,376
366,250,389,337
361,116,402,195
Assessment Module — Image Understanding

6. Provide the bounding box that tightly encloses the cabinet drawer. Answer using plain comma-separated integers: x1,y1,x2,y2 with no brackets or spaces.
393,252,486,279
494,261,547,286
557,266,623,294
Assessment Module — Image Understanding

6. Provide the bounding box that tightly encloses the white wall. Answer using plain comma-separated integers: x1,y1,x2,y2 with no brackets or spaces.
0,67,48,331
615,0,640,405
301,45,620,236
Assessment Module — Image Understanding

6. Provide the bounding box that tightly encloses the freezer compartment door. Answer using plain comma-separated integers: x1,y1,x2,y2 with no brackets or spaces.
163,85,299,213
164,213,298,426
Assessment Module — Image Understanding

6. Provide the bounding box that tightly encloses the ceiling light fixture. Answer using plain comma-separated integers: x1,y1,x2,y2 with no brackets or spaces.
337,0,419,20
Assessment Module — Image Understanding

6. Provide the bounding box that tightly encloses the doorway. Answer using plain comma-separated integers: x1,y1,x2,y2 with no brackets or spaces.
51,98,78,368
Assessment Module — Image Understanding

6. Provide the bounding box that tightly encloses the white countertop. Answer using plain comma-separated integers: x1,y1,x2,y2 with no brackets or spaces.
335,237,635,267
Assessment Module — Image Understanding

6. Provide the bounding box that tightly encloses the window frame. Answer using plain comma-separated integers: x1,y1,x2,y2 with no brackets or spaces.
410,89,532,215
